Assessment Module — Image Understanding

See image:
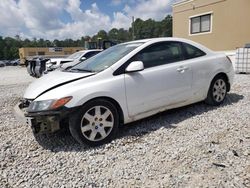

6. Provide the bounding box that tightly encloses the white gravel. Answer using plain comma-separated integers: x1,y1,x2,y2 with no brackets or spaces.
0,66,249,187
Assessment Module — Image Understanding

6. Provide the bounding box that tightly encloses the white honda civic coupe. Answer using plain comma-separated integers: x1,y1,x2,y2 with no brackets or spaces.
15,38,234,146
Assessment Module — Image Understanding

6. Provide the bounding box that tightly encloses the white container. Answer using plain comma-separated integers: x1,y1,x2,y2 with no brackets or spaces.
235,48,250,73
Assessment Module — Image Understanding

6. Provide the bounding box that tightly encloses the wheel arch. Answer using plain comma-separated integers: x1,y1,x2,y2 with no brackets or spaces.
81,96,124,125
210,72,230,92
204,72,230,105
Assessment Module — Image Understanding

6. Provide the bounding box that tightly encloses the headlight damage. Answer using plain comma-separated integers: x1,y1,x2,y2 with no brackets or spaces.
27,96,72,112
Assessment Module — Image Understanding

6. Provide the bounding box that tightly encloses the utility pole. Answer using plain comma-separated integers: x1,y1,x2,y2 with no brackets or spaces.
132,16,135,40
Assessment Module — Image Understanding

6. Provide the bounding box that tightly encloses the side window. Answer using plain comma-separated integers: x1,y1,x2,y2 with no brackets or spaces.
183,43,206,59
84,51,100,59
133,42,184,69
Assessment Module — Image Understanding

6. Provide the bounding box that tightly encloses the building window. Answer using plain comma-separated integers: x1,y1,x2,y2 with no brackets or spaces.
38,51,45,56
64,51,71,55
28,52,36,56
54,47,63,52
190,14,211,34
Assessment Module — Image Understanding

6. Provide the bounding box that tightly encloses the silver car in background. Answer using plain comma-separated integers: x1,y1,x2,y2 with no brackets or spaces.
47,49,102,70
27,49,102,77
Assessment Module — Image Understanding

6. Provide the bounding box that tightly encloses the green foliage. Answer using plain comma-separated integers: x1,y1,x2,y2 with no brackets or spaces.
0,15,172,60
108,28,119,40
133,15,172,39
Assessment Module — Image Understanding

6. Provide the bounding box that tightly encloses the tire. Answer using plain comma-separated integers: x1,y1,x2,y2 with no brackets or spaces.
69,99,119,146
205,75,228,106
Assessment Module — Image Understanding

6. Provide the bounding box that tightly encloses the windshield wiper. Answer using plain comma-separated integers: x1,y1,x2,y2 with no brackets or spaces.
70,68,95,73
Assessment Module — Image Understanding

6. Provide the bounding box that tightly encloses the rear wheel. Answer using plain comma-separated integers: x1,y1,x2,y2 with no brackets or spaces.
69,99,119,146
205,75,228,106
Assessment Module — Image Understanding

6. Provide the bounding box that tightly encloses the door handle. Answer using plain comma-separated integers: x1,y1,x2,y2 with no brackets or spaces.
177,66,189,72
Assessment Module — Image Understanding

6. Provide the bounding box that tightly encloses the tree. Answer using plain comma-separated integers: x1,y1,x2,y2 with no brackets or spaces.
116,28,129,41
161,15,173,37
97,30,108,40
132,15,172,40
53,39,62,47
0,36,5,59
15,35,21,41
108,28,119,40
133,18,144,39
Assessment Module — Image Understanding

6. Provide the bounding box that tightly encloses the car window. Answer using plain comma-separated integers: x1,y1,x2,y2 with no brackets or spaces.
132,42,184,69
71,42,144,72
67,51,83,59
183,43,206,59
84,51,100,59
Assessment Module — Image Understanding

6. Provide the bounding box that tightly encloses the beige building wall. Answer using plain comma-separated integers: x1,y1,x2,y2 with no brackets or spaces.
173,0,250,51
19,47,84,64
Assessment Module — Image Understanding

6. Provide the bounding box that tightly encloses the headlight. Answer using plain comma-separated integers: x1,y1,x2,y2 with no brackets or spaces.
27,96,72,112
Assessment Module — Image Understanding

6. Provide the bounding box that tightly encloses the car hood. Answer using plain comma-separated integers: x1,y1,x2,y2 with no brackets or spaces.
60,60,80,69
24,70,94,99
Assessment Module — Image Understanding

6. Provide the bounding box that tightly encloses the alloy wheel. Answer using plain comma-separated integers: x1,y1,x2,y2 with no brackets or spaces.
212,79,226,102
80,105,114,141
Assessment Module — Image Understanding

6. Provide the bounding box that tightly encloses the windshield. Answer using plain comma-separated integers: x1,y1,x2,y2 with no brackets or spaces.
70,42,144,72
67,51,84,60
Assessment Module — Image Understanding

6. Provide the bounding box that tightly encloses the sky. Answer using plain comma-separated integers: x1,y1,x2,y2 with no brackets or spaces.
0,0,178,40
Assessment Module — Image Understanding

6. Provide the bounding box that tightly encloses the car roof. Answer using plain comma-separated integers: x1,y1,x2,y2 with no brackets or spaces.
78,49,103,53
123,37,197,44
123,37,213,53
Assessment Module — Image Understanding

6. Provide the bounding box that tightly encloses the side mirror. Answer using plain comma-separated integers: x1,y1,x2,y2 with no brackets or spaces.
80,57,86,61
125,61,144,73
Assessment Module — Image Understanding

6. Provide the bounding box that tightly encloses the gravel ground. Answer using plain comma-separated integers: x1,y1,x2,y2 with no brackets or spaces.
0,66,249,187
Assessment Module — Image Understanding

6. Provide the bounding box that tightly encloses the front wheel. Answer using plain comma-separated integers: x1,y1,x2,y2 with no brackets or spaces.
205,75,228,106
69,99,119,146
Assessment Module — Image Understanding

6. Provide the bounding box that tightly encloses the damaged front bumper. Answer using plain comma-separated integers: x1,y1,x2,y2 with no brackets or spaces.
14,101,77,134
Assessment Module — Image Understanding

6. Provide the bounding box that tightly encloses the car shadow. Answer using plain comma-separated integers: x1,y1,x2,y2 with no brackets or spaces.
119,92,244,137
34,93,244,152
